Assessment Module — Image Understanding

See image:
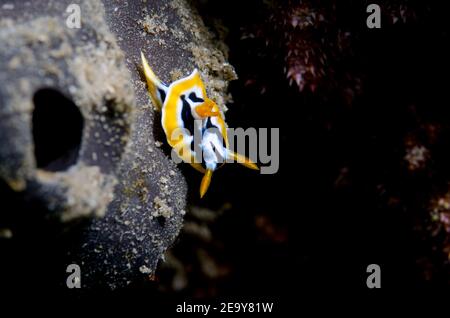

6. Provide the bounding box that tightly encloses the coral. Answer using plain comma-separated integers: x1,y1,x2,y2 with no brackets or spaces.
239,0,359,101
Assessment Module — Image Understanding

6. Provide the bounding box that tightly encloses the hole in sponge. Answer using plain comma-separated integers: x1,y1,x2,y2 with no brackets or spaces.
156,216,166,227
32,88,84,171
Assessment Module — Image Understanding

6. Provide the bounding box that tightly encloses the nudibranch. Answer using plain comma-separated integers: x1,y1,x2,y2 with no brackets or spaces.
140,52,258,198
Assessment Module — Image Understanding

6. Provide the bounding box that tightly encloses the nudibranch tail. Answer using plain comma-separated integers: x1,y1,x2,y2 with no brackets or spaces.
140,51,168,110
191,163,206,173
200,169,214,198
228,151,259,171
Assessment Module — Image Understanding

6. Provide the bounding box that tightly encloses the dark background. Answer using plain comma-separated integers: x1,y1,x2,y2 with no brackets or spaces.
149,0,450,300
